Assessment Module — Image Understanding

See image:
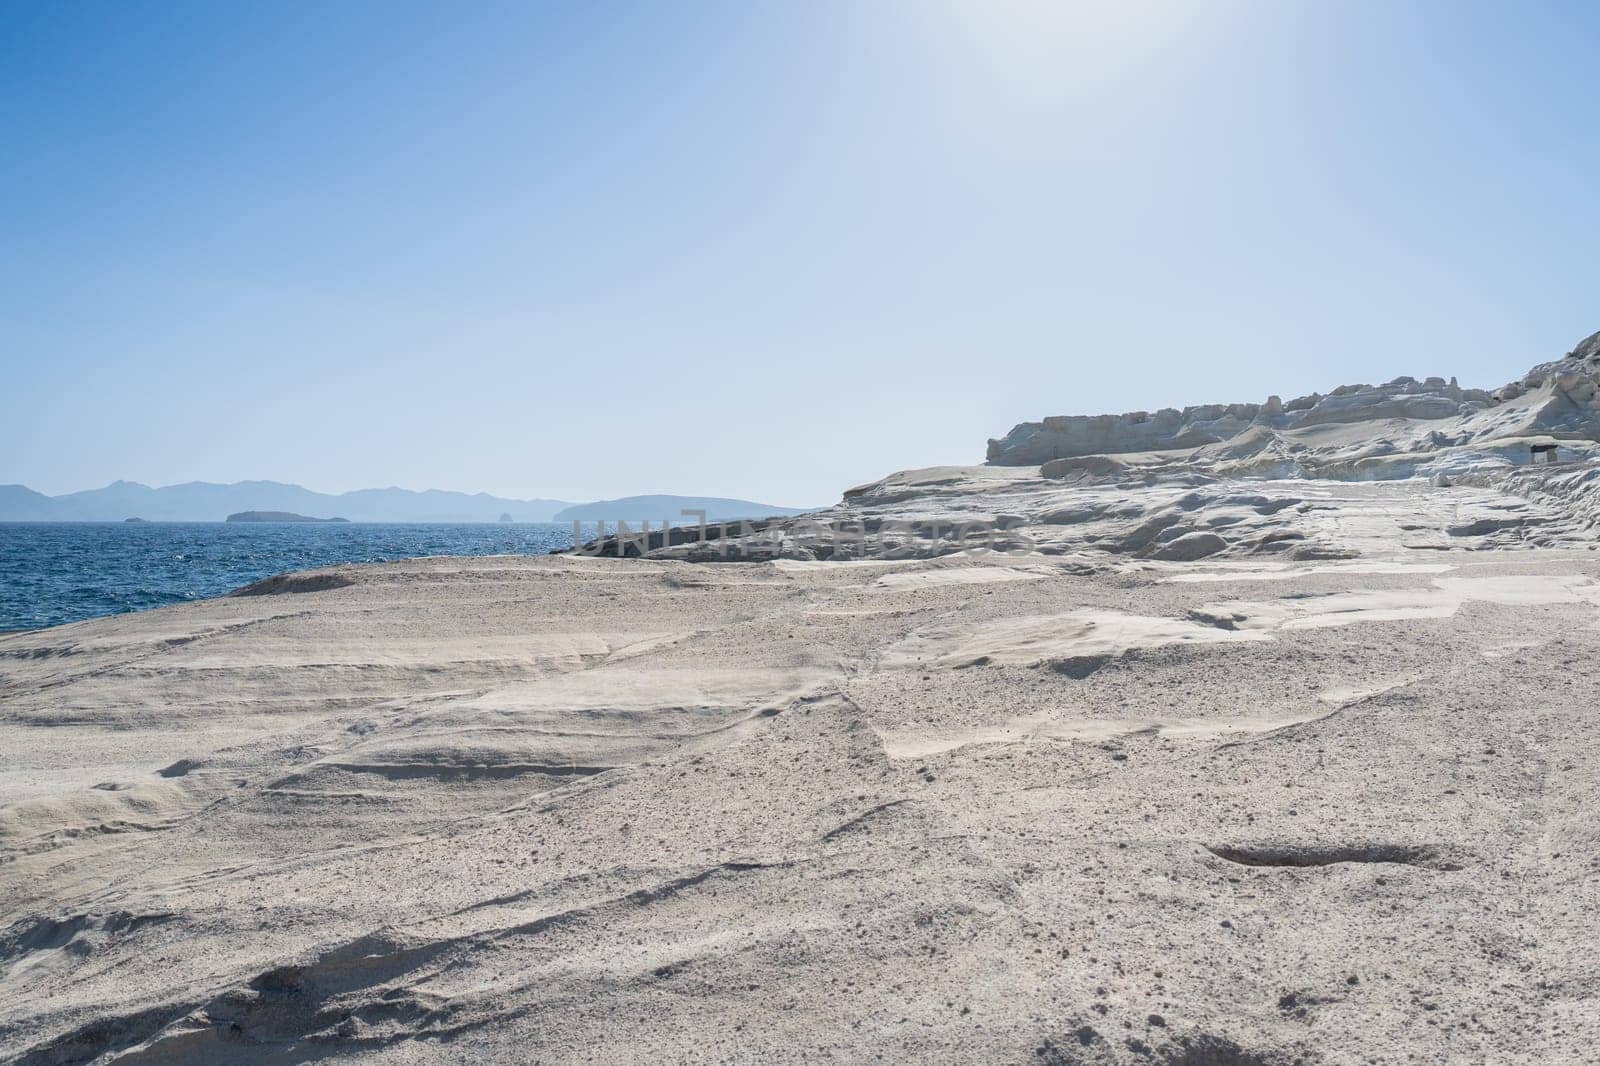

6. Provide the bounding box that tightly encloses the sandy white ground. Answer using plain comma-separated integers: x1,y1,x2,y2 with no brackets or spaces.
3,472,1599,1063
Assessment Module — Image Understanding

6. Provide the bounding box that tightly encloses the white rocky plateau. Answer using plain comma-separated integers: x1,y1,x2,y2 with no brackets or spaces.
6,334,1600,1064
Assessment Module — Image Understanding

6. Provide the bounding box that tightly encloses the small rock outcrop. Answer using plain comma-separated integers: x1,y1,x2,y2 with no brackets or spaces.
231,572,357,595
1566,329,1600,362
1149,531,1228,561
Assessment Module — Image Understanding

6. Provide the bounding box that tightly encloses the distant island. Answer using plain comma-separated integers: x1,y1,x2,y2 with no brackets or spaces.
226,511,350,523
123,517,148,523
552,495,813,525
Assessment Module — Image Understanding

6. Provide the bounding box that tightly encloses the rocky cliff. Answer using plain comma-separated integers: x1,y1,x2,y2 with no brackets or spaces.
987,330,1600,476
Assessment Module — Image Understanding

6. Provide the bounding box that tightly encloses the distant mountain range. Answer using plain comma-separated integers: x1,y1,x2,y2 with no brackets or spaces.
0,481,814,524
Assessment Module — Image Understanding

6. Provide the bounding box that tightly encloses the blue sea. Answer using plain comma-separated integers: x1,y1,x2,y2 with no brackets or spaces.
0,522,588,631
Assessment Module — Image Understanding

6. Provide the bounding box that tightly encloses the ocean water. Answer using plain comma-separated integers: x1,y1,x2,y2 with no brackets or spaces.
0,522,587,631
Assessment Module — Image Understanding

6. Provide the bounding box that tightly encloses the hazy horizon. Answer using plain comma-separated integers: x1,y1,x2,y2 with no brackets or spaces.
5,477,818,508
5,1,1597,501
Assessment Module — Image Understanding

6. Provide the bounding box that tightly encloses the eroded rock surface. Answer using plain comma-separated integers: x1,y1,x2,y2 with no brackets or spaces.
987,333,1600,469
4,541,1600,1064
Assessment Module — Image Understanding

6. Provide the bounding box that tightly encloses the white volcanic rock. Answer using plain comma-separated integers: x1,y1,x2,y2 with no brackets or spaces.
986,336,1596,466
7,537,1600,1063
1149,530,1229,561
1569,327,1600,362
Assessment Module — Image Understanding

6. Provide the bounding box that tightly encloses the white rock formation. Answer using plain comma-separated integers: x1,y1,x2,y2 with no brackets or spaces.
987,330,1600,473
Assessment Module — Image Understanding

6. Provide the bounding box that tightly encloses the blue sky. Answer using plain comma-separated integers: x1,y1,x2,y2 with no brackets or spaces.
3,0,1597,504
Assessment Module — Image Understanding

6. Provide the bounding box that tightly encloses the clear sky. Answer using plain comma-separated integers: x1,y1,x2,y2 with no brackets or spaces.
3,0,1597,505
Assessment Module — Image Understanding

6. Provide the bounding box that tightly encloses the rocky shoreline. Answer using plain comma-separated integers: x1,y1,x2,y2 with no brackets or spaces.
5,336,1600,1063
